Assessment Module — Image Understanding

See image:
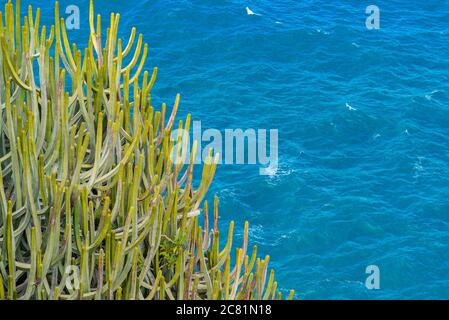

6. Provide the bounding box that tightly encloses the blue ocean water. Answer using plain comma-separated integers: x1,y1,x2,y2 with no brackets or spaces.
25,0,449,299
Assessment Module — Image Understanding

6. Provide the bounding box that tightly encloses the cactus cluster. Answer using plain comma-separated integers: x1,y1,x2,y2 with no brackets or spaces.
0,0,294,300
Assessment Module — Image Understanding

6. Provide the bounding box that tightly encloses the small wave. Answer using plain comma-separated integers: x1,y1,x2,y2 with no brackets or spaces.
345,102,357,111
246,7,261,16
263,165,279,177
316,28,330,35
264,162,296,186
413,157,425,178
425,90,440,101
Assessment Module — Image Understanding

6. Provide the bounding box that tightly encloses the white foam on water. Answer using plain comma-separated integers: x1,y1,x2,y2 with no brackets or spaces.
316,28,330,35
263,165,278,177
246,7,261,16
425,89,440,101
264,162,296,187
345,102,357,111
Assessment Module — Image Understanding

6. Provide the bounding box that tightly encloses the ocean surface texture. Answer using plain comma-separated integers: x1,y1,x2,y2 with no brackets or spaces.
27,0,449,299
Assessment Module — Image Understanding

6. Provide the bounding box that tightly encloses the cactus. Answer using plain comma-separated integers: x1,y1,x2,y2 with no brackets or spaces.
0,0,294,300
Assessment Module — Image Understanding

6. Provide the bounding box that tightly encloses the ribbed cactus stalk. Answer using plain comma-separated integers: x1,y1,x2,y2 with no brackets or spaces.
0,0,294,300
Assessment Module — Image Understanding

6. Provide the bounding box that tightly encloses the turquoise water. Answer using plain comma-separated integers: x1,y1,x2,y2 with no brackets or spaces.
27,0,449,299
